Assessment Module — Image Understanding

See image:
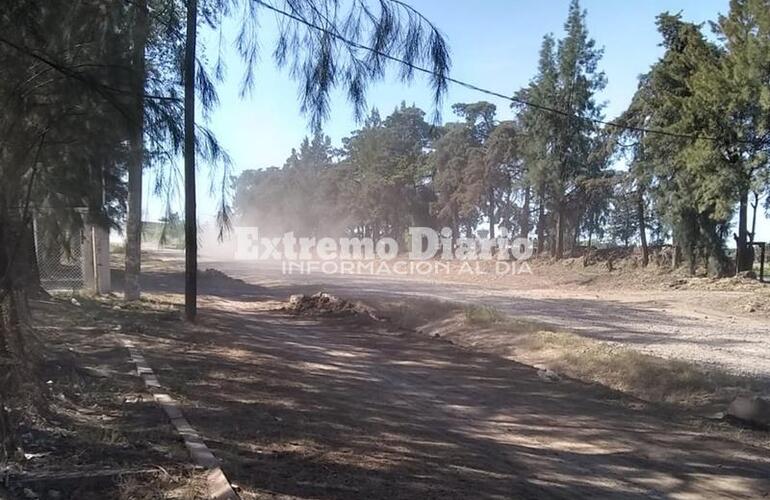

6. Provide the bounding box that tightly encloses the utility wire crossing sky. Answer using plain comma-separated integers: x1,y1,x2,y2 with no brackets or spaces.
253,0,732,144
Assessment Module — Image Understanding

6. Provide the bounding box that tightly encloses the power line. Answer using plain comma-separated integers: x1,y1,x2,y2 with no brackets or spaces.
253,0,724,143
0,35,180,103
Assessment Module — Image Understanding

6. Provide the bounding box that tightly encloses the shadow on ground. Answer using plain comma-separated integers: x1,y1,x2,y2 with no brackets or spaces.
111,268,770,499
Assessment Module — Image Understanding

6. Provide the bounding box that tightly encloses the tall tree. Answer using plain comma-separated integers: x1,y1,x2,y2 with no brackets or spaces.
513,1,606,258
431,124,481,235
0,0,140,456
642,13,733,275
452,102,503,237
341,105,434,242
124,0,148,301
181,0,451,321
708,0,770,271
551,0,606,259
485,120,526,237
612,73,658,267
183,0,199,321
515,34,560,254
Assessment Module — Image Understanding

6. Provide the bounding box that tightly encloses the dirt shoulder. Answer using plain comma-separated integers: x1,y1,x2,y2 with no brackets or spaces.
360,296,770,415
204,260,770,379
1,295,205,500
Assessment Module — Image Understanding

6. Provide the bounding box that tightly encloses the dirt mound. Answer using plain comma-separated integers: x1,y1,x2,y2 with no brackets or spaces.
561,245,675,271
199,268,246,283
669,275,764,291
284,293,377,319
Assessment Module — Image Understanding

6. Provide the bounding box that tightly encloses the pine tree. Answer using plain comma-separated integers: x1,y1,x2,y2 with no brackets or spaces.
180,0,452,320
642,13,732,275
551,0,607,259
708,0,770,271
515,34,559,254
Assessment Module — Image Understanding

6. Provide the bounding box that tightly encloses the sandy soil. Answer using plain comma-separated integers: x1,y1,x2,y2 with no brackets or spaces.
94,265,770,499
192,253,770,378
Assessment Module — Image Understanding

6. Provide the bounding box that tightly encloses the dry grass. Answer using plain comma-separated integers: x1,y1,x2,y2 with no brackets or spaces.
399,303,768,410
118,469,208,500
463,305,505,326
519,330,757,406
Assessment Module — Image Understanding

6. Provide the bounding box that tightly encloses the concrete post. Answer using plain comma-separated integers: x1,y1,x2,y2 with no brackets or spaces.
93,224,111,294
79,211,111,295
81,223,96,292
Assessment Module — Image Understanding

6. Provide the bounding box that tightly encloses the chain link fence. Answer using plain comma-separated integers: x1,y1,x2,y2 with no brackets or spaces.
32,213,85,292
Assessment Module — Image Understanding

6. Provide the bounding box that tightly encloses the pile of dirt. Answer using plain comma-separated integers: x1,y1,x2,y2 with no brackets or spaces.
284,292,377,319
669,274,765,291
199,267,246,284
556,245,675,271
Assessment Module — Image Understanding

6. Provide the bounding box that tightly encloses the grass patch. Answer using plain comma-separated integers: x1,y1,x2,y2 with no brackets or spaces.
452,305,763,408
522,331,761,407
118,470,207,500
464,305,505,326
518,329,758,406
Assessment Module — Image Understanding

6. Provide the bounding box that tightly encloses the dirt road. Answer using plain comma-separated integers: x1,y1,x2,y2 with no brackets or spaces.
96,264,768,498
201,258,770,378
117,267,770,499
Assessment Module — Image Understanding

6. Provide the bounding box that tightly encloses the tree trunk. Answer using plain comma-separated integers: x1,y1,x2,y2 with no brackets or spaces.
554,205,564,260
536,184,545,255
184,0,198,322
0,214,27,461
520,185,531,239
636,187,648,267
735,189,752,273
572,213,581,256
688,242,697,276
0,293,16,462
124,0,147,301
672,243,681,270
750,191,758,244
487,186,495,239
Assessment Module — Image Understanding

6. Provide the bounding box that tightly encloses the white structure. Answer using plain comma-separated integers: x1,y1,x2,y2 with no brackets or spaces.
81,220,111,294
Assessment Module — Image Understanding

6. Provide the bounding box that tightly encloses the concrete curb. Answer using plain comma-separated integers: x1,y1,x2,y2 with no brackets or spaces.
121,337,240,500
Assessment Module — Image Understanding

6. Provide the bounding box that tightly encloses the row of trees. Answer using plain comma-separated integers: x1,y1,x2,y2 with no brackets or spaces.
0,0,195,459
615,3,770,275
234,102,622,249
235,0,770,276
0,0,452,309
0,0,453,457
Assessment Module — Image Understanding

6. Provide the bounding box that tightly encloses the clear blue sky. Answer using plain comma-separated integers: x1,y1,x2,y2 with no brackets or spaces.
145,0,769,242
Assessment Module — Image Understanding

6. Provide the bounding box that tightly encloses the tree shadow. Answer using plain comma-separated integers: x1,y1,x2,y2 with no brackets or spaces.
124,300,770,499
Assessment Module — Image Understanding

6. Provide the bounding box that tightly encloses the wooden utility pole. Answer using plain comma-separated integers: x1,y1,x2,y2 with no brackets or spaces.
184,0,198,321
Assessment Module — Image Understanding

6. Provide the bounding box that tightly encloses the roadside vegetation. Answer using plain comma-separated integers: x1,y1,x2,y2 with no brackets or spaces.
0,0,452,462
462,304,766,410
366,299,767,413
233,2,770,280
